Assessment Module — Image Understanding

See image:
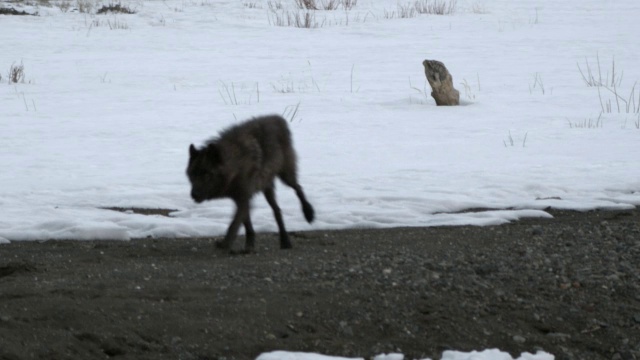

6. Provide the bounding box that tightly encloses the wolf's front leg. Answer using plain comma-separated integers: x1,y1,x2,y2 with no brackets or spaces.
217,198,250,251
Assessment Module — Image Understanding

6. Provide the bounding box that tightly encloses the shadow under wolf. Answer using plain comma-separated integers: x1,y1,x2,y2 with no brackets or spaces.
187,115,314,253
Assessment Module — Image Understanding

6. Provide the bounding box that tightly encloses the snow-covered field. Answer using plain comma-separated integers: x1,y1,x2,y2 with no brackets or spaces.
1,0,639,243
257,349,554,360
2,0,638,358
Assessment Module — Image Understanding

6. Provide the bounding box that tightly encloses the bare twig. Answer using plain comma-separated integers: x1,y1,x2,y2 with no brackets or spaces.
283,101,302,122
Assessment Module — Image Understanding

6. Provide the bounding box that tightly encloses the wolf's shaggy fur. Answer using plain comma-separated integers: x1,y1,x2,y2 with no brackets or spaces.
187,115,314,252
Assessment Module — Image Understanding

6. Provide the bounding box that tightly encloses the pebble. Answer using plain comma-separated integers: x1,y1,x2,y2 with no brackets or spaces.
547,333,572,342
530,226,544,236
513,335,526,343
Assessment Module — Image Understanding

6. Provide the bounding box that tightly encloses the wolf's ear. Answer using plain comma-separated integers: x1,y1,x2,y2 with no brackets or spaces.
189,144,198,157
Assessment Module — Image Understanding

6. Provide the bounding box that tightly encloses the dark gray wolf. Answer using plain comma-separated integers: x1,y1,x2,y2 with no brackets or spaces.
187,115,314,252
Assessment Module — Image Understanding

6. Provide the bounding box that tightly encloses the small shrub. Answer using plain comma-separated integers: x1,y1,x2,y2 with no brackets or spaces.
342,0,357,10
243,1,262,8
597,82,640,114
580,55,640,114
470,2,488,14
96,3,136,14
108,18,129,29
217,81,259,105
578,53,622,88
88,18,129,30
269,9,324,28
0,7,38,15
268,9,287,26
398,2,416,18
272,78,296,93
76,0,94,13
56,0,72,12
294,0,353,11
385,3,418,19
414,0,457,15
292,10,320,27
319,0,340,10
8,62,26,84
267,0,283,10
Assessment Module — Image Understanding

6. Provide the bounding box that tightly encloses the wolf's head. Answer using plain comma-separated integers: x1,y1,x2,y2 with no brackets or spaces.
186,143,228,203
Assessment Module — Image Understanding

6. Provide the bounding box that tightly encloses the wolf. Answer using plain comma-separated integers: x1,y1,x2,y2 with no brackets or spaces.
186,115,314,252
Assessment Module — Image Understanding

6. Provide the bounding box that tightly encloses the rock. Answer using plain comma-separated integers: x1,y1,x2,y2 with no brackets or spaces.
422,59,460,106
339,321,353,336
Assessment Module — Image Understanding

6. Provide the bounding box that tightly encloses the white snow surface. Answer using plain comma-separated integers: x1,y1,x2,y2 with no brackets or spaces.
256,349,554,360
2,1,635,358
1,0,639,244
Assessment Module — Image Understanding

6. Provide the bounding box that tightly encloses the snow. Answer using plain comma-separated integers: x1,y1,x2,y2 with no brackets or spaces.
2,0,639,243
1,0,639,356
256,351,364,360
256,349,555,360
439,349,553,360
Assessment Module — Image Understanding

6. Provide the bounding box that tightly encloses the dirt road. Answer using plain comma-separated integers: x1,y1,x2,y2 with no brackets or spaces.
1,209,639,360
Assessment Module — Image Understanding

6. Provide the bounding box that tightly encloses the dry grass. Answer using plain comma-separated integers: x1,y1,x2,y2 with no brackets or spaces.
8,62,26,84
0,7,37,15
414,0,457,15
76,0,95,13
470,2,488,14
567,113,603,129
267,0,284,10
243,1,262,8
294,0,317,10
385,0,456,19
597,82,640,114
87,17,130,30
579,54,640,114
55,0,72,12
385,2,416,19
529,72,545,95
578,53,622,88
268,9,324,28
96,3,136,14
294,0,357,11
342,0,357,10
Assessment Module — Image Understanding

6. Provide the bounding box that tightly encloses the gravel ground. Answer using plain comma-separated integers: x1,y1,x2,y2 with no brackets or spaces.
0,208,639,360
